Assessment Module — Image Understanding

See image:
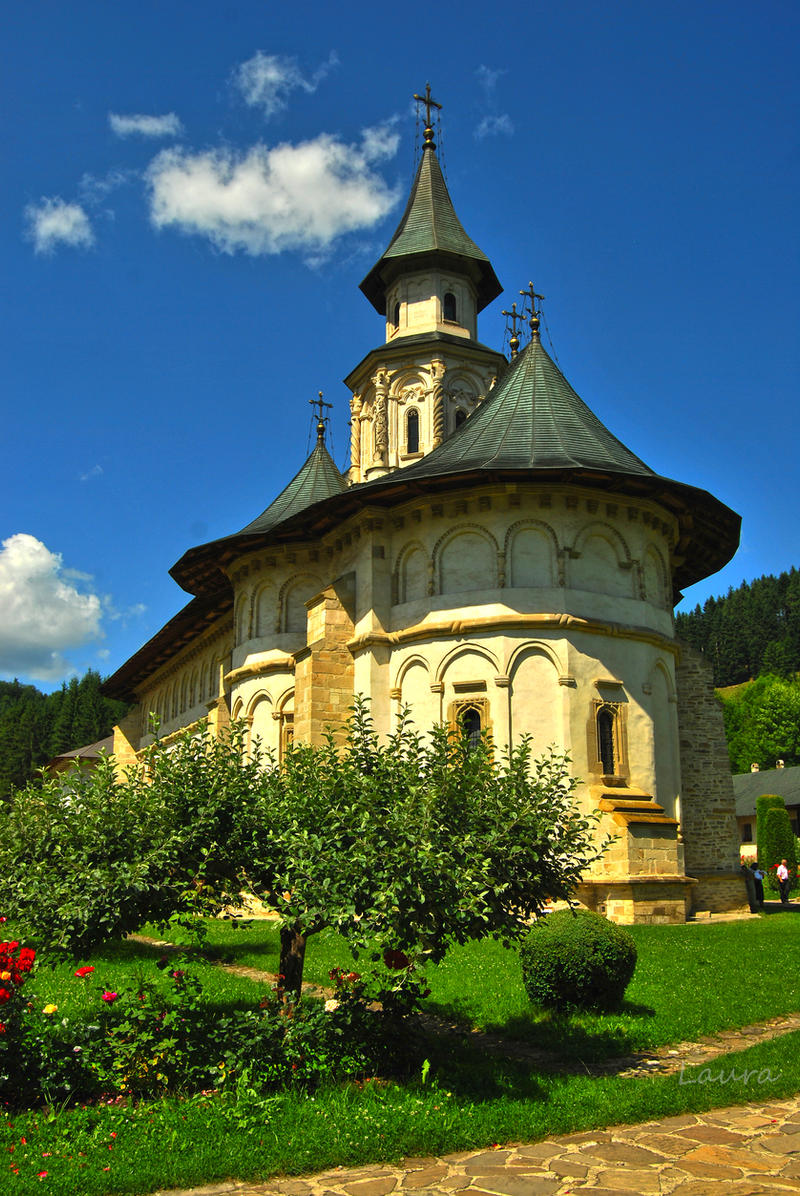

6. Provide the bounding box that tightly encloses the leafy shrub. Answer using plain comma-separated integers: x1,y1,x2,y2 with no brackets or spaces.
520,909,637,1010
761,806,798,894
0,944,416,1109
756,794,787,856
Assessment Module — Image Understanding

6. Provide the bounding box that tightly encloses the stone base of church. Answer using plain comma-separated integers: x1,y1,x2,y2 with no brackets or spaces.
576,874,695,924
687,870,750,915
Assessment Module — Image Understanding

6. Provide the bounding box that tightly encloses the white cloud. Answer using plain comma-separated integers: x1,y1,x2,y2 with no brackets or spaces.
79,168,137,204
0,534,104,681
109,112,183,138
24,198,94,254
79,464,103,482
234,50,338,118
474,65,514,141
146,125,400,258
475,113,515,140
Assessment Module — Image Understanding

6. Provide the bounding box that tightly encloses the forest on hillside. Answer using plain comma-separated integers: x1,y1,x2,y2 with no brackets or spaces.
675,567,800,687
0,671,129,800
676,568,800,774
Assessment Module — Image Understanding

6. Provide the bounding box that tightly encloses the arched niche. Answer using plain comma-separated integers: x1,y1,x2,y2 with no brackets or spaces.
395,656,433,731
253,584,275,639
508,645,562,749
436,527,498,595
571,523,634,599
506,521,558,588
643,545,669,609
235,595,250,644
395,541,429,604
248,692,275,760
649,659,680,818
280,574,322,635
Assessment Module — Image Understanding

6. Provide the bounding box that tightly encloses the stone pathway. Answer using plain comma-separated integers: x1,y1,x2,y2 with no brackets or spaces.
154,1097,800,1195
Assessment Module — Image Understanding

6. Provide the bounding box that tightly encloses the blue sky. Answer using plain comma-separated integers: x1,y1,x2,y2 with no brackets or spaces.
3,0,798,687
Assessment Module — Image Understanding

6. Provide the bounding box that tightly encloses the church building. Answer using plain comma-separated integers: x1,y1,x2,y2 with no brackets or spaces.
105,94,745,923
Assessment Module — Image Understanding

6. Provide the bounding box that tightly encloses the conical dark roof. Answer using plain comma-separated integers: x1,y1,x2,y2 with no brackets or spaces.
171,437,346,593
237,438,346,535
360,144,501,315
397,332,656,482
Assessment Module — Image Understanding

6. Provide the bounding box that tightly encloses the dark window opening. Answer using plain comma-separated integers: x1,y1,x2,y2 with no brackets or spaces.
460,705,482,750
393,301,400,327
406,409,419,454
741,823,753,843
443,292,457,321
597,707,616,775
454,408,467,429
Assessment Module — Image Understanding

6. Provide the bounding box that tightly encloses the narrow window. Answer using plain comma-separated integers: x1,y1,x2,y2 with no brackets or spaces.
460,704,482,751
443,291,457,321
393,301,400,327
741,823,753,843
406,408,419,454
454,408,467,429
597,706,616,775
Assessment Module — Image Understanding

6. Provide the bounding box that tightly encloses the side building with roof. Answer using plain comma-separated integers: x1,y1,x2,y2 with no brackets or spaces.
104,103,745,923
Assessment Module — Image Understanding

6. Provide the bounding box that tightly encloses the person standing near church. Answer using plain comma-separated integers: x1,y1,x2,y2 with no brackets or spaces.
750,862,765,906
776,859,791,904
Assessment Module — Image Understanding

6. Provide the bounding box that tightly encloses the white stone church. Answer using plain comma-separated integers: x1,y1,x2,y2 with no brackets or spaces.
105,101,745,923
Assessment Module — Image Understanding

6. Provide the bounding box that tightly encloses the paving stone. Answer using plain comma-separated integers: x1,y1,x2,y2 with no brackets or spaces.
543,1157,589,1178
683,1143,778,1172
401,1166,450,1188
636,1132,694,1156
571,1142,666,1165
341,1178,398,1196
762,1134,800,1155
467,1178,560,1196
680,1125,749,1145
594,1168,662,1193
508,1143,560,1160
673,1158,746,1180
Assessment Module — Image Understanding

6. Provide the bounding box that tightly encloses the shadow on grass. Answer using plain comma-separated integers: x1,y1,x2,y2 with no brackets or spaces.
425,996,657,1064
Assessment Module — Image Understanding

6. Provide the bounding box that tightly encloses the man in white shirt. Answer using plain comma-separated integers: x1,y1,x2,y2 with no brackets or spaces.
776,859,791,904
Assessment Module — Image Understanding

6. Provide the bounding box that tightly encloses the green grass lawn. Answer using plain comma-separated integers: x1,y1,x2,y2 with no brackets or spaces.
5,912,800,1196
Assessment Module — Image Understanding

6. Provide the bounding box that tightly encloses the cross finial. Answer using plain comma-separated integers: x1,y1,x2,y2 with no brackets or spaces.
501,301,525,359
310,390,333,442
413,83,442,147
519,281,545,338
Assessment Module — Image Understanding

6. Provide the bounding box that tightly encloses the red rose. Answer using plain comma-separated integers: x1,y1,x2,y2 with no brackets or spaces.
101,991,118,1003
0,989,11,1004
74,966,95,978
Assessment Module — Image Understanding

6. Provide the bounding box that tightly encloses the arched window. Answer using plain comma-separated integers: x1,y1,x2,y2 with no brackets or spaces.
393,301,400,327
454,408,467,429
406,408,419,454
597,706,616,775
443,292,457,321
460,704,483,751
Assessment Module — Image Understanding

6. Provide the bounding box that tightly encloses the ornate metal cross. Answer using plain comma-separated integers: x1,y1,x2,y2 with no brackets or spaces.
413,83,442,128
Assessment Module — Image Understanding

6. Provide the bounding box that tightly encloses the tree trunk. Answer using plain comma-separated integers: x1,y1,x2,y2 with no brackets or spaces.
278,925,307,1000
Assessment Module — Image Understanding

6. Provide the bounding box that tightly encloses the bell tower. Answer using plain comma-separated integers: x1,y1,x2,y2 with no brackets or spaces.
346,86,507,484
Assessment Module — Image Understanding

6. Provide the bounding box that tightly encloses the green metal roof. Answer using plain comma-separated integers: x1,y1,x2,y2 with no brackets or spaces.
360,144,502,315
169,436,346,593
237,437,346,536
395,331,656,482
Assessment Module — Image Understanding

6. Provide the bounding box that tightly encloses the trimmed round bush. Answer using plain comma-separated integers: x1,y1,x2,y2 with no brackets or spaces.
520,909,637,1010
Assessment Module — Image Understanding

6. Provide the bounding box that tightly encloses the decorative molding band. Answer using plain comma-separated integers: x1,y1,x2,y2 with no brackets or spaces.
348,612,679,657
225,656,296,687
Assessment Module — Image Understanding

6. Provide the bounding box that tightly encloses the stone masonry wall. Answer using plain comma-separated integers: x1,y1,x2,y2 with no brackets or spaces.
676,641,746,910
293,573,356,747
